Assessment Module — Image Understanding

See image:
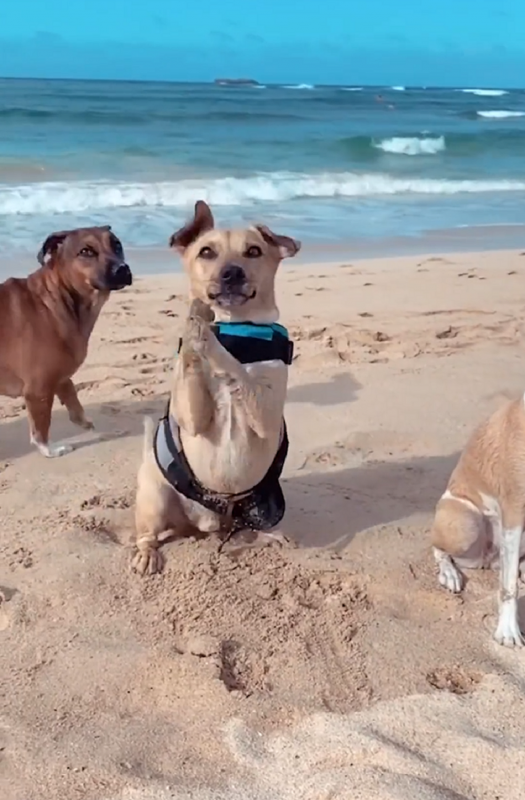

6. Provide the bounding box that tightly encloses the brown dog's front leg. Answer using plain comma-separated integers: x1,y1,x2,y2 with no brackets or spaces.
25,390,73,458
56,379,94,430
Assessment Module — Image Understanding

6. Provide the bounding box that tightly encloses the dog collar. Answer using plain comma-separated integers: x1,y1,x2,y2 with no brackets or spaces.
177,321,293,365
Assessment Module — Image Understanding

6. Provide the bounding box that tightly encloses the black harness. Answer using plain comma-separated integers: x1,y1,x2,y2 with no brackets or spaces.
154,321,293,533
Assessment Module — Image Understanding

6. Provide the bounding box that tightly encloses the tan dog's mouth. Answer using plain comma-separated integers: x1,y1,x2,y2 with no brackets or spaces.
207,287,256,307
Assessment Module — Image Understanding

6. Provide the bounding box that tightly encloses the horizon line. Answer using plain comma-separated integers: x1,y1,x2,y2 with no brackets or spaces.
0,75,520,90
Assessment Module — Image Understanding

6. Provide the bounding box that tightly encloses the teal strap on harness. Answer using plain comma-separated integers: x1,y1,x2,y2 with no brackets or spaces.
213,322,289,340
177,321,293,365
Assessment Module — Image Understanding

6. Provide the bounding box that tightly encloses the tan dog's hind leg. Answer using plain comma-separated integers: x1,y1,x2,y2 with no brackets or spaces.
56,379,94,430
25,389,73,458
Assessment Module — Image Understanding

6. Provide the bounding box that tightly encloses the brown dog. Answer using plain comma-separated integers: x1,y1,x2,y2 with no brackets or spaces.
0,226,132,457
132,201,300,574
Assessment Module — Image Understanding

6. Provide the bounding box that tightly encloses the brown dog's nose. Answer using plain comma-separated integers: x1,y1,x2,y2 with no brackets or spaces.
221,265,245,287
109,262,133,288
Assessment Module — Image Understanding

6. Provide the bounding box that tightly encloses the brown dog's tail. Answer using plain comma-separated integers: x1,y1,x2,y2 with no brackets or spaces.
142,416,156,460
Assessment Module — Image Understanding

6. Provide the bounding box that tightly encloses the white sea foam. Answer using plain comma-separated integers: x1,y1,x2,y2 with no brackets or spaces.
283,83,314,90
460,88,508,96
374,136,446,155
391,86,406,91
477,110,525,118
341,87,363,91
2,173,525,216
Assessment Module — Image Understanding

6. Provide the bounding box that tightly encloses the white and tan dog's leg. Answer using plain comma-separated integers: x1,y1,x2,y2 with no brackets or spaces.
433,547,464,593
431,499,486,594
494,523,524,647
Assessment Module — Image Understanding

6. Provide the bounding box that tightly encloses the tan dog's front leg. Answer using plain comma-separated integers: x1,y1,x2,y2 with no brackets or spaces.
132,471,177,575
173,301,215,436
206,337,282,439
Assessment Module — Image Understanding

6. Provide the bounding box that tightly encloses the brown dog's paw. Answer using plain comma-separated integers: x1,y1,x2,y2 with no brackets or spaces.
78,417,95,431
131,547,164,576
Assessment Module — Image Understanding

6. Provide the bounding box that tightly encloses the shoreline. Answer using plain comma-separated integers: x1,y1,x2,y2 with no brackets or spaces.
1,223,524,279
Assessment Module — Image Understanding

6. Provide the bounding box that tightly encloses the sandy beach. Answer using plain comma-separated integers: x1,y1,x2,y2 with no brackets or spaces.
2,247,525,799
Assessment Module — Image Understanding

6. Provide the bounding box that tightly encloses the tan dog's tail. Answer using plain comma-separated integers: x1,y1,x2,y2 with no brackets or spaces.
142,416,156,460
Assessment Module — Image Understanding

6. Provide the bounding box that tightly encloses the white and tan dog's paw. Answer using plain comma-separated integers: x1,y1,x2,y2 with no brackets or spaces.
494,601,525,648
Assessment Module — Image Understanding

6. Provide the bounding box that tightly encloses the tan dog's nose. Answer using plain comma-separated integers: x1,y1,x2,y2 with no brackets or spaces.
221,265,245,287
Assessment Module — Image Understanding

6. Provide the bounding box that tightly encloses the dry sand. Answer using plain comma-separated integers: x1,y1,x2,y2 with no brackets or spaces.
2,249,525,799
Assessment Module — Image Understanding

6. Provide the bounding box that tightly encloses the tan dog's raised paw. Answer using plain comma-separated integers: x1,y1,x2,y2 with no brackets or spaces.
181,302,213,363
189,298,215,323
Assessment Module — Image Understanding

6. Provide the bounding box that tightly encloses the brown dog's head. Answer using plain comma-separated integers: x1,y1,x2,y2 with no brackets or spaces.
169,201,300,320
37,226,132,292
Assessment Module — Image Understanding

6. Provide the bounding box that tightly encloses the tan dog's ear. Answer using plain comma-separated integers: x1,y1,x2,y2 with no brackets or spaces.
169,200,214,252
37,230,71,266
256,225,301,259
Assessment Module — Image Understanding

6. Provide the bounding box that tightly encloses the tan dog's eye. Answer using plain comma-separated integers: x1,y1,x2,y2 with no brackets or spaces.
198,246,216,260
79,246,97,258
245,245,262,258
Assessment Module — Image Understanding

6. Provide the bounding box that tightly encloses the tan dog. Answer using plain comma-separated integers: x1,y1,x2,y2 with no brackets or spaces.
432,394,525,647
132,200,300,575
0,226,132,457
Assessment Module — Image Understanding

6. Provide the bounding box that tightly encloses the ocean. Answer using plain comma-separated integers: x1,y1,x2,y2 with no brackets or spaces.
1,77,525,259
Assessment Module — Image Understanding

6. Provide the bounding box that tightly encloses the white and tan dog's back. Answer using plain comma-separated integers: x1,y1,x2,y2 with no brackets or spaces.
132,200,300,575
432,393,525,647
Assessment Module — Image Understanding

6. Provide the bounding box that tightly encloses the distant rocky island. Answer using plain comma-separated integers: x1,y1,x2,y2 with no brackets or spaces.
214,78,260,87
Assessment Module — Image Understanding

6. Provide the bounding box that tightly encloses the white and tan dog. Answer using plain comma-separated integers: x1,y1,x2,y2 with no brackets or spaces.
432,393,525,647
132,200,300,575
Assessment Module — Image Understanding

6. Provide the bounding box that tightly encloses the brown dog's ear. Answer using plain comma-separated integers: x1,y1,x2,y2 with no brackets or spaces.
169,201,214,252
37,230,71,266
255,225,301,259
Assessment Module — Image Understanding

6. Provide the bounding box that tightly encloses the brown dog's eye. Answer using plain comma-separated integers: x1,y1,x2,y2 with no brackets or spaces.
112,239,123,256
198,246,216,259
245,245,262,258
79,246,97,258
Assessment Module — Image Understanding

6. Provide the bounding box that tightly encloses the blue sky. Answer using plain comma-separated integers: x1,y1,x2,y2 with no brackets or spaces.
0,0,523,86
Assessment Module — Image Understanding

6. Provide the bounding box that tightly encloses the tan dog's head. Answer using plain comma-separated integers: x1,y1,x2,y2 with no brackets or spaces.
37,226,133,293
169,201,300,321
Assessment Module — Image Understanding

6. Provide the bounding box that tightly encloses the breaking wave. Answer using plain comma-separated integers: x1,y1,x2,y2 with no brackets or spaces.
373,136,446,155
459,88,508,96
3,172,525,216
477,110,525,119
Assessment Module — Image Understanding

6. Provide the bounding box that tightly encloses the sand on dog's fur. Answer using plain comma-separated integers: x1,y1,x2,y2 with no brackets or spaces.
2,250,525,799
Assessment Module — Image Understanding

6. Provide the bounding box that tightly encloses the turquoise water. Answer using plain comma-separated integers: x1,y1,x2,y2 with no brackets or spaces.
1,78,525,254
